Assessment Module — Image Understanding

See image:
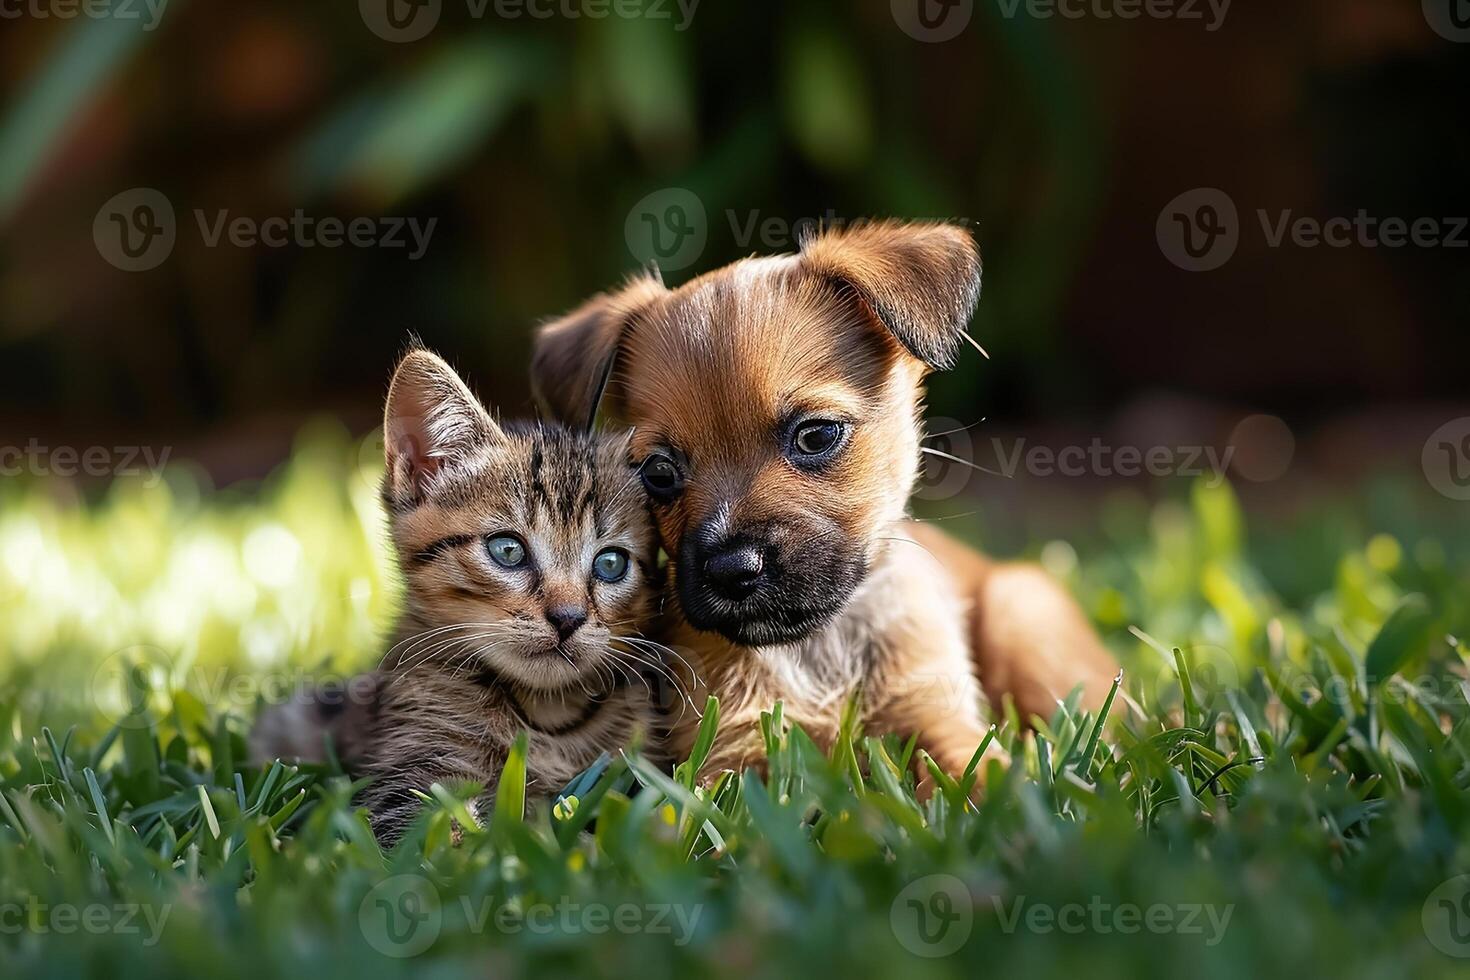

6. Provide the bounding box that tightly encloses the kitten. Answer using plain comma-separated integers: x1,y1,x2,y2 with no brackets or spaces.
250,349,670,844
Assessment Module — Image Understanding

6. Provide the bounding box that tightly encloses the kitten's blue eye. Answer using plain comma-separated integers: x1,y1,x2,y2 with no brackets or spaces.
486,535,526,568
592,548,629,583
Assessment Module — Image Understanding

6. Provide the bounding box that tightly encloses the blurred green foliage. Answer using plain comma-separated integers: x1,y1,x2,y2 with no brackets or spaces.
0,1,1115,428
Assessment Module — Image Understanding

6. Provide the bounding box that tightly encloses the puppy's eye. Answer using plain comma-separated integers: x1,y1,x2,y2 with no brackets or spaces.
640,453,684,501
791,420,845,459
486,535,527,568
592,548,630,583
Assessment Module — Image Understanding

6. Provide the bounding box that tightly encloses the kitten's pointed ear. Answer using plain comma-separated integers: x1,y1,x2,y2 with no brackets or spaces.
531,271,667,426
383,349,503,503
799,220,981,372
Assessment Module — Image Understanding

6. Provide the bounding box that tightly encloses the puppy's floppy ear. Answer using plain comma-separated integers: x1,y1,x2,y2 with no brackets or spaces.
383,348,504,504
531,272,668,427
799,220,981,371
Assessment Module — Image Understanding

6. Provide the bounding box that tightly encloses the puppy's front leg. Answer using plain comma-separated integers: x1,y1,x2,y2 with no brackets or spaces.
867,641,1004,790
861,549,1007,788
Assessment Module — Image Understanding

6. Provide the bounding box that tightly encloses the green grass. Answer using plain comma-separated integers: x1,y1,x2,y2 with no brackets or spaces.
2,422,1468,979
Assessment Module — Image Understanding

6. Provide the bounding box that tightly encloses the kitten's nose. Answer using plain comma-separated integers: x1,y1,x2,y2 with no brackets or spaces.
704,544,765,600
546,605,587,641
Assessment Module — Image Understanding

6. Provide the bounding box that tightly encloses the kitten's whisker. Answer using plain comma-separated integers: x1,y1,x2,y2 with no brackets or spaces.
608,637,689,686
379,621,486,669
606,657,655,700
387,622,512,674
607,640,699,713
614,634,701,682
399,631,516,680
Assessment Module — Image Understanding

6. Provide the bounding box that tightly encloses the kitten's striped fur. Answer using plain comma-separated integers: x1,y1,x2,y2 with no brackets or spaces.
251,349,665,844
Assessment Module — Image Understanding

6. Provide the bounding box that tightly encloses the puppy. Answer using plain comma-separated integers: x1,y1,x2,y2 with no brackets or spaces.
531,220,1118,780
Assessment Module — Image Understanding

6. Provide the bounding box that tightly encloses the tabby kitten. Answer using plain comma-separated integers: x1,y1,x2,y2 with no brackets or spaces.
251,349,668,844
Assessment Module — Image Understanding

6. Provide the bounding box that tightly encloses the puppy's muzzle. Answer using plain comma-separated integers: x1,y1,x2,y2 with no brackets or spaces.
678,513,864,646
702,542,766,600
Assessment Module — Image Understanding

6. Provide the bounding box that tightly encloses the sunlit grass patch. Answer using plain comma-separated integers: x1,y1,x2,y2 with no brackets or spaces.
1,428,1467,979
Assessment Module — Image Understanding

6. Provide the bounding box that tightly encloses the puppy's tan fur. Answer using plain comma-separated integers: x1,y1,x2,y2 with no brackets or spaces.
532,221,1118,780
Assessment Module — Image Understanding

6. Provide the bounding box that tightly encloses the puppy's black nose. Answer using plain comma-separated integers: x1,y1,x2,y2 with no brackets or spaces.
704,545,765,600
546,605,587,641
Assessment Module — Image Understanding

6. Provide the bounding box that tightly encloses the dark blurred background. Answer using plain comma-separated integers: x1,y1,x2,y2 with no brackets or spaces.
1,0,1467,515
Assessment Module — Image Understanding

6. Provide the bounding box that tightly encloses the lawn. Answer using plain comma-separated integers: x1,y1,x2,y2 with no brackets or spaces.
1,422,1467,979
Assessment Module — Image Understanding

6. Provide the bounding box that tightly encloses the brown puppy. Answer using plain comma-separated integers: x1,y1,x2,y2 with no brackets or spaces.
531,220,1117,780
